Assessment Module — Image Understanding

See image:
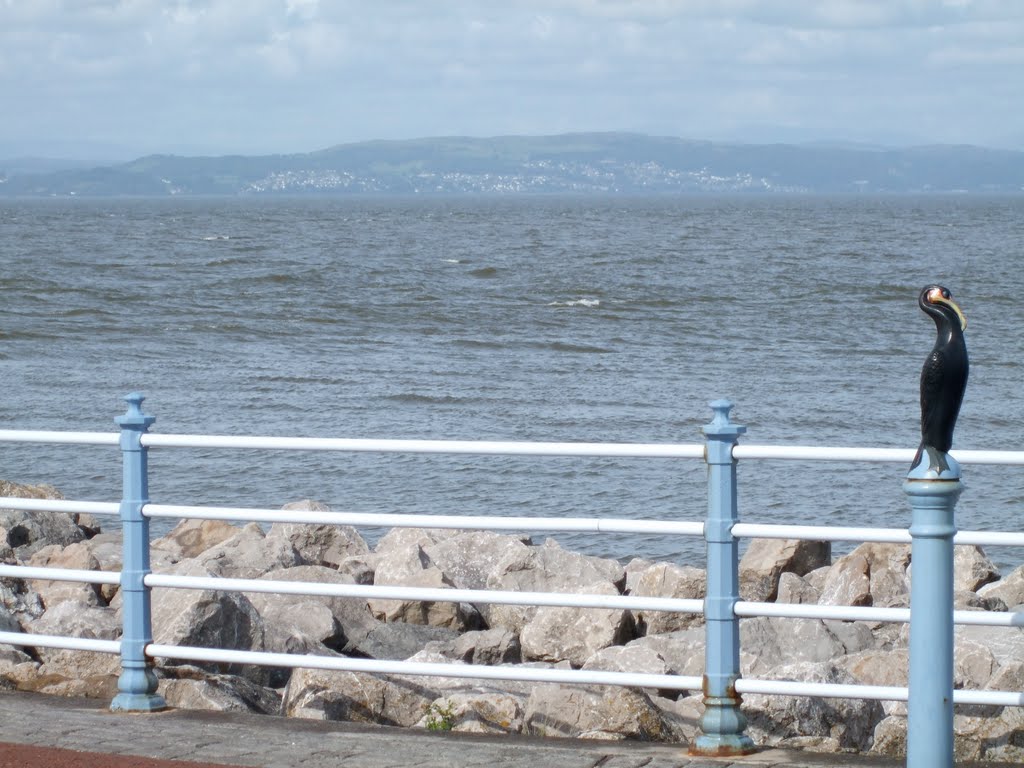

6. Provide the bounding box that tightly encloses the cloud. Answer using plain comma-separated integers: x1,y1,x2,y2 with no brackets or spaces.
1,0,1022,154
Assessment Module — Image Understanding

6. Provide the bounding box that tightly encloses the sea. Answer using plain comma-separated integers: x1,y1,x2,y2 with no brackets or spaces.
1,194,1023,569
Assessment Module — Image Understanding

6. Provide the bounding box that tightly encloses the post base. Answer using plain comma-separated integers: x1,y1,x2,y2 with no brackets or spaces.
689,733,757,757
110,692,167,713
689,695,757,756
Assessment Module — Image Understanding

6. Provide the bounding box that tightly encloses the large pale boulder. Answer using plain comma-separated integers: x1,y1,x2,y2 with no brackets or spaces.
519,581,633,667
267,500,370,568
820,543,915,611
369,543,479,631
622,627,705,679
151,518,239,562
426,531,533,590
740,616,875,676
743,660,885,752
628,562,704,634
26,600,122,687
953,545,1000,593
485,539,625,634
149,561,265,681
523,684,685,741
28,543,104,608
282,667,438,726
249,565,376,656
739,538,831,602
186,523,302,579
776,572,821,604
158,665,281,714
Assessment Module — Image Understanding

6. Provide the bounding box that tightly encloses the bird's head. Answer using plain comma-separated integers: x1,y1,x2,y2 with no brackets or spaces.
919,284,967,331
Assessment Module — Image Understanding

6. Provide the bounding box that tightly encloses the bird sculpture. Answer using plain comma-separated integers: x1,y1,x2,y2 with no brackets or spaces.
911,285,969,476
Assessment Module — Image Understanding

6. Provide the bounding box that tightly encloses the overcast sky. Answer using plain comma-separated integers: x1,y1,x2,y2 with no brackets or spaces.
2,0,1023,160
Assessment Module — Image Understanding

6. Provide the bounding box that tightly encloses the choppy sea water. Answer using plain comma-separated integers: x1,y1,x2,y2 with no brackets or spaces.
1,195,1022,568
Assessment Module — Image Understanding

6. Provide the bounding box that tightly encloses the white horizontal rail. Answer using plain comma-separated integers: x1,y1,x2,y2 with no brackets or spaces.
146,643,703,691
0,430,119,446
737,601,1024,628
733,522,908,544
736,601,909,623
0,564,121,586
736,677,908,701
733,445,1024,466
143,503,705,537
735,678,1024,707
732,522,1024,548
145,573,704,615
0,630,120,654
734,445,914,463
0,497,121,517
141,433,707,459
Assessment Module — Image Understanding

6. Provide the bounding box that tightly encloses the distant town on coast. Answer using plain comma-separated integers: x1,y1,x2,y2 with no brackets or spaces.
1,132,1023,197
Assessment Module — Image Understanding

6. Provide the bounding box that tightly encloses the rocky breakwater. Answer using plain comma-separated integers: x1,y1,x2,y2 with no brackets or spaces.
2,481,1024,761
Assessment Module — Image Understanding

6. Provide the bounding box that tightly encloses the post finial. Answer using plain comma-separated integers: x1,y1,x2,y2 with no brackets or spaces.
116,392,155,430
704,399,746,438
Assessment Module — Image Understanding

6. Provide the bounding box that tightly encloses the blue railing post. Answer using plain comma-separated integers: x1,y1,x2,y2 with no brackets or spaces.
905,458,962,767
110,392,166,713
691,399,755,756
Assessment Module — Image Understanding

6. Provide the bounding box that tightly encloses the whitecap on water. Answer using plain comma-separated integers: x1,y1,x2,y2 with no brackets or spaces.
548,298,601,308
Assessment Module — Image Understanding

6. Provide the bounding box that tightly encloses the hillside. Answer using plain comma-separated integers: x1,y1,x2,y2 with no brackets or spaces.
1,133,1022,196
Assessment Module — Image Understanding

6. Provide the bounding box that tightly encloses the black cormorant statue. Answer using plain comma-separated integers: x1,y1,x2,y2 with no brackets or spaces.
911,285,969,477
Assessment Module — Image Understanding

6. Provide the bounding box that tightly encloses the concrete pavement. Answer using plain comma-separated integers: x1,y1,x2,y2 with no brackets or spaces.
0,690,1000,768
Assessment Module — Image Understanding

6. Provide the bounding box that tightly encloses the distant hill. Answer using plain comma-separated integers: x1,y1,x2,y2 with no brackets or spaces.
1,133,1022,197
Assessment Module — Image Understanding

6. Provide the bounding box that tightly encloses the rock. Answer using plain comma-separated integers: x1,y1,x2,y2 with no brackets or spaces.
485,538,625,634
350,622,461,661
0,482,88,557
151,518,239,562
739,538,831,602
776,572,821,604
186,523,302,579
26,600,122,684
369,543,480,631
953,545,1000,592
415,692,526,734
425,628,521,665
624,557,656,594
149,561,266,682
0,576,44,623
249,565,377,656
979,566,1024,610
818,553,872,607
426,531,534,591
158,665,281,714
79,532,125,602
27,543,104,608
743,660,885,752
282,667,438,726
267,500,370,568
374,528,457,556
628,562,704,634
520,581,634,667
740,616,875,676
820,543,914,611
523,683,684,741
623,627,705,679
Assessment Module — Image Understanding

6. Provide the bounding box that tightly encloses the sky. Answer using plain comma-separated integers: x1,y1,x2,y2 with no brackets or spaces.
2,0,1023,160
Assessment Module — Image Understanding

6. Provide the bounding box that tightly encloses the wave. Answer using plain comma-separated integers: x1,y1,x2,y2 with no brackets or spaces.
548,298,601,308
201,235,231,241
468,267,499,278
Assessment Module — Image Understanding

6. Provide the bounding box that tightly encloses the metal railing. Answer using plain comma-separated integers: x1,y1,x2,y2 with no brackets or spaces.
0,393,1021,762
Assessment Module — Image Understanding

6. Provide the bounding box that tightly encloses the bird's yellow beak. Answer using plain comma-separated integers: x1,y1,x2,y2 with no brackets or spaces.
927,287,967,331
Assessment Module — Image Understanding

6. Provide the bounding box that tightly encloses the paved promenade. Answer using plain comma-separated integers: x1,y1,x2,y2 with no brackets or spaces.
0,690,1002,768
